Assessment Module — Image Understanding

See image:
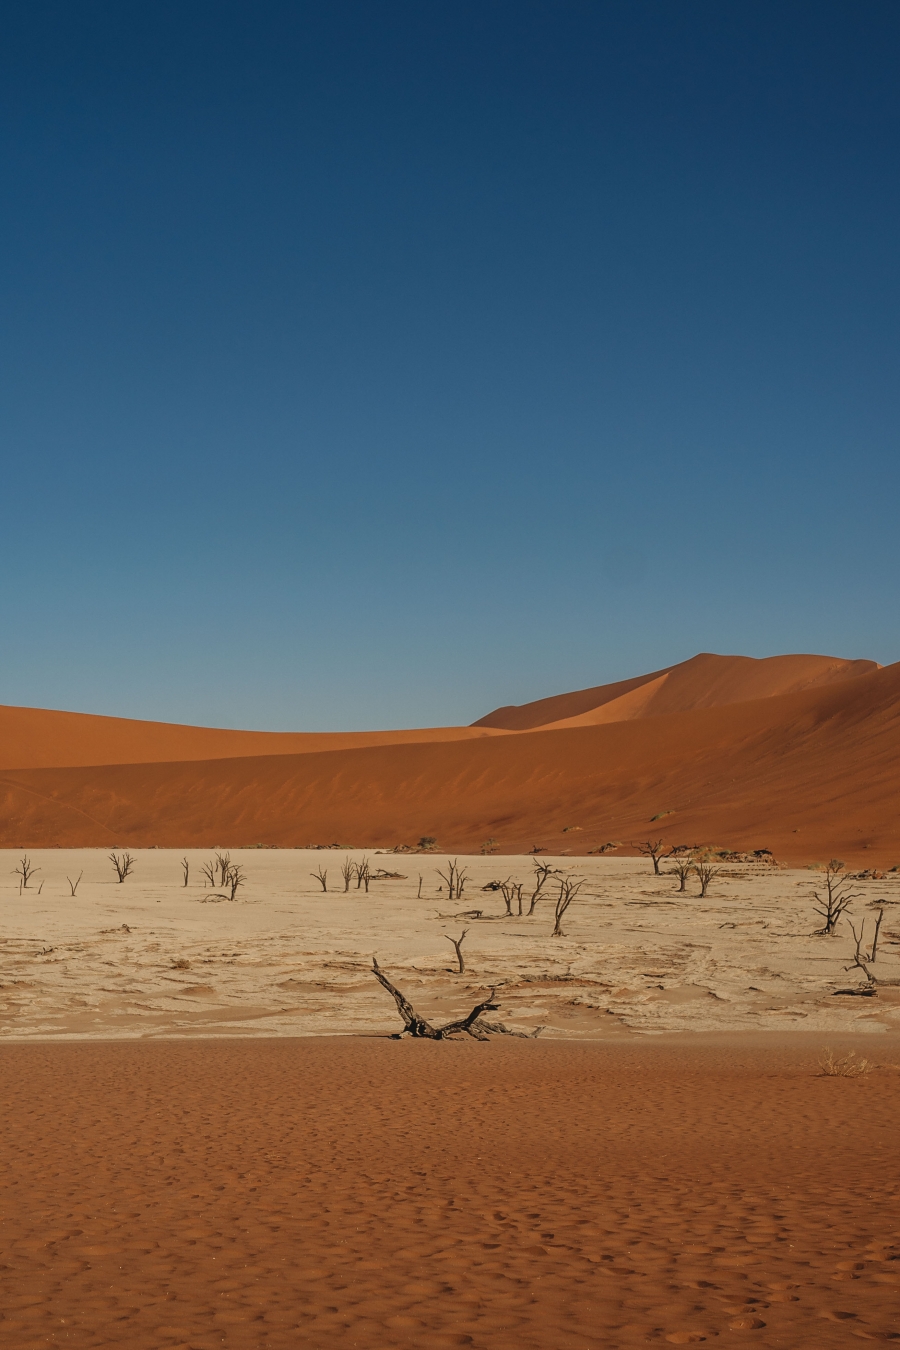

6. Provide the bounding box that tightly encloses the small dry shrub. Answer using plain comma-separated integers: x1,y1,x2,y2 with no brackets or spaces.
818,1048,874,1078
171,958,191,970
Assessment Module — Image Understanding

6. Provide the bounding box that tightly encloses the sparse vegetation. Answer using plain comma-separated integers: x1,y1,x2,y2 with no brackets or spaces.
109,852,136,883
172,958,191,970
481,837,497,855
818,1048,874,1078
812,860,860,935
418,836,437,851
13,856,39,889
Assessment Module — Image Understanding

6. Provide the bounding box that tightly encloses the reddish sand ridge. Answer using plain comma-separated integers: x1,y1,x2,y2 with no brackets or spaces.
0,703,503,771
0,1035,897,1349
473,651,880,730
1,657,899,863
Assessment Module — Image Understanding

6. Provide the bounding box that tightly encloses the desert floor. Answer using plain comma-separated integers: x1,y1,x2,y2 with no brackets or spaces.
1,1035,898,1349
1,849,899,1040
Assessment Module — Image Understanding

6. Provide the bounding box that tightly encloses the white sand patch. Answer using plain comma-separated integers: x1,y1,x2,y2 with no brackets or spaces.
0,849,898,1039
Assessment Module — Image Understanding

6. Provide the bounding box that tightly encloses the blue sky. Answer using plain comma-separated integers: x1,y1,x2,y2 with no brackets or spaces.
1,1,898,729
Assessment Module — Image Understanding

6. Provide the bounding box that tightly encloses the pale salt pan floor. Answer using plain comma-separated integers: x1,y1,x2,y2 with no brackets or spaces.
1,849,899,1040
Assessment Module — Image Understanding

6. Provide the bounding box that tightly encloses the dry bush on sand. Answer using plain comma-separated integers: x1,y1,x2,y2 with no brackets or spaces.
818,1048,874,1078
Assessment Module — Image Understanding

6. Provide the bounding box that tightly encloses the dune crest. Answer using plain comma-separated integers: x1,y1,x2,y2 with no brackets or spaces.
474,651,880,730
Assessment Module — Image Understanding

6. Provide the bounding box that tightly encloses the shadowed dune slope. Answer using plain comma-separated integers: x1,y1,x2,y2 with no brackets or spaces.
0,704,503,771
473,651,879,729
3,660,900,865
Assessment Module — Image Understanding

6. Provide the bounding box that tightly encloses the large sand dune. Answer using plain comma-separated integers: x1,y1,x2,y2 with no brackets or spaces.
1,657,899,863
0,650,896,863
473,650,880,730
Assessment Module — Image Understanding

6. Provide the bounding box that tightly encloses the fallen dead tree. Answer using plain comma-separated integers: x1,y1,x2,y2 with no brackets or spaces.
371,958,541,1040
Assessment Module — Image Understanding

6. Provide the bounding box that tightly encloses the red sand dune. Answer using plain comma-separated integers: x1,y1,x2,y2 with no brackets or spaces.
1,1035,898,1350
1,655,900,864
0,703,502,772
473,651,880,730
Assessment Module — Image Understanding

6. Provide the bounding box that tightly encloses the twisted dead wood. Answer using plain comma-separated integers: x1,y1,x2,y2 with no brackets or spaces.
371,958,539,1040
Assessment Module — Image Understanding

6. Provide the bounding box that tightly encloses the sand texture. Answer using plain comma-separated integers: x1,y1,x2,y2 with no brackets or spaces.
2,850,900,1041
0,1035,898,1349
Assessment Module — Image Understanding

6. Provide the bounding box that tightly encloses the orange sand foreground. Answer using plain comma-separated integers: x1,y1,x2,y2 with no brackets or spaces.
0,1035,898,1349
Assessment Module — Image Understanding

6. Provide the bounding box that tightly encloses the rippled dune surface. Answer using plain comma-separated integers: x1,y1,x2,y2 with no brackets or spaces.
1,1036,898,1349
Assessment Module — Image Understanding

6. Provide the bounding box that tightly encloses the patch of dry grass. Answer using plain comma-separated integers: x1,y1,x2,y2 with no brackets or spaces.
818,1047,874,1077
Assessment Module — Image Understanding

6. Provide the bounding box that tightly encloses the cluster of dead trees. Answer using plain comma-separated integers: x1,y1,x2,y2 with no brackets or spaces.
198,851,245,901
637,840,721,897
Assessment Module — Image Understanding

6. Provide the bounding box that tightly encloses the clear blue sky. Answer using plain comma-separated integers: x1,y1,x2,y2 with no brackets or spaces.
1,1,898,730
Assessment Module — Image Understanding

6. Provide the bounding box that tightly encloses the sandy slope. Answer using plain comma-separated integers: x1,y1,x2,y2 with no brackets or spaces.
1,1035,898,1350
0,704,503,771
473,651,879,729
2,849,899,1041
2,662,900,862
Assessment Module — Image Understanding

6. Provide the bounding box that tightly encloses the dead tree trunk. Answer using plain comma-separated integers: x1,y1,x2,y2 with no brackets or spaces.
372,958,500,1039
341,856,354,892
445,929,468,973
311,865,328,892
637,839,665,875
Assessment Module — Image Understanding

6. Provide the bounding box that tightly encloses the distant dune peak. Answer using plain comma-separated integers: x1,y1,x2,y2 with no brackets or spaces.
472,651,880,731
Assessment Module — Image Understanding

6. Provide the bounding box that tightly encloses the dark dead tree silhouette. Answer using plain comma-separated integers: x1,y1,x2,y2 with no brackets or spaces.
445,929,468,973
636,839,666,875
437,859,467,902
371,959,539,1040
13,856,39,889
200,860,216,889
812,860,860,935
311,865,328,892
340,856,355,892
214,852,231,887
527,861,558,915
552,876,585,937
109,852,136,883
66,871,83,897
693,852,721,898
670,851,694,893
181,857,190,887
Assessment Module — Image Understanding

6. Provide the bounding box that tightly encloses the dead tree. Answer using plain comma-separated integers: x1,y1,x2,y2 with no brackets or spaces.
109,852,135,883
637,839,666,875
311,865,328,892
845,909,885,984
357,859,371,893
417,874,424,898
181,857,190,887
371,958,497,1039
66,871,83,897
200,859,217,889
499,878,519,916
215,851,231,887
224,863,245,901
553,876,585,937
670,851,694,893
527,861,557,915
13,856,39,889
812,860,860,935
437,859,467,902
340,856,355,892
693,853,721,898
445,929,468,973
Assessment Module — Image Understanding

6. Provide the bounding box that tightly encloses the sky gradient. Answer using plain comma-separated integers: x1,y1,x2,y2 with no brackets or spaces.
1,1,898,729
